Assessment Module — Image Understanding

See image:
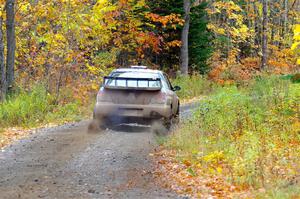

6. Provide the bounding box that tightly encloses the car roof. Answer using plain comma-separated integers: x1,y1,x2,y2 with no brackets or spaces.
111,67,163,74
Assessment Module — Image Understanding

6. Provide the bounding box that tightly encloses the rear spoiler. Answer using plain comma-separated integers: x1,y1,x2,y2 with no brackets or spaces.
103,76,162,91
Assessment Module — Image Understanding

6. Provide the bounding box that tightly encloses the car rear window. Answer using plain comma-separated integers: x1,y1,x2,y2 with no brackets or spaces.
107,71,161,88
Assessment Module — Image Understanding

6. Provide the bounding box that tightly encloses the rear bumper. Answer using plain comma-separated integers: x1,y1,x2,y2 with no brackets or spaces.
94,102,171,119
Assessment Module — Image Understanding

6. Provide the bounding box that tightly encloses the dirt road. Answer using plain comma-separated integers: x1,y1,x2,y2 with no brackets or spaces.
0,103,198,199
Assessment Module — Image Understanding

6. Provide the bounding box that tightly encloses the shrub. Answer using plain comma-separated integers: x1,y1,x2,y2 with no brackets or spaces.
291,73,300,83
0,85,81,129
166,76,300,195
172,75,216,100
281,73,300,83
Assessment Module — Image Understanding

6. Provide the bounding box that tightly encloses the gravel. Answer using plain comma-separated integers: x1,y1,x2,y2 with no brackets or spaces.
0,102,198,199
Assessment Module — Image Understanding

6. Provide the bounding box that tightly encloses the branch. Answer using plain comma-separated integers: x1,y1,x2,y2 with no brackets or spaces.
192,0,204,7
291,0,298,9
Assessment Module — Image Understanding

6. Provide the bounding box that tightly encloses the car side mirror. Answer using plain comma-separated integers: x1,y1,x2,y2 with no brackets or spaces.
173,86,181,92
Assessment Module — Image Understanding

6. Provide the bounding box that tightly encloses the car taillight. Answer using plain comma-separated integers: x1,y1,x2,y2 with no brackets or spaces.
151,92,167,104
97,89,110,102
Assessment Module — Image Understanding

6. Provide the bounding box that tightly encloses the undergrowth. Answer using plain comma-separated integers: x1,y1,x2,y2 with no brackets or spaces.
0,85,83,131
166,76,300,197
172,75,216,100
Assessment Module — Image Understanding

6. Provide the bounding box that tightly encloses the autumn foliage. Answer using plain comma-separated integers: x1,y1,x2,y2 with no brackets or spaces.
0,0,184,105
206,0,299,82
0,1,299,197
0,0,299,104
161,77,300,198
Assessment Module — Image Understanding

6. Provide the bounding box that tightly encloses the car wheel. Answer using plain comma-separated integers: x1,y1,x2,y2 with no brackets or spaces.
175,107,180,124
163,116,176,130
93,110,96,120
172,113,180,126
151,119,168,136
163,117,171,130
165,108,180,129
92,112,109,131
99,117,110,130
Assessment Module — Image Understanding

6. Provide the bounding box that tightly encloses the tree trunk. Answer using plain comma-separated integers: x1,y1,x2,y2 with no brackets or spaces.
0,16,6,100
180,0,191,75
261,0,268,69
253,3,261,51
6,0,16,90
283,0,288,45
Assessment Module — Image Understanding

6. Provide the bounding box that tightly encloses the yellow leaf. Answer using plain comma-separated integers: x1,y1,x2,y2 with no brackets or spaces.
216,28,226,35
291,42,300,51
294,24,300,34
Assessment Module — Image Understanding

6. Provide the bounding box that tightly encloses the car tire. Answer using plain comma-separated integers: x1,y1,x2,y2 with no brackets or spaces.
164,115,179,130
151,120,168,136
99,117,110,130
92,111,109,130
93,110,96,120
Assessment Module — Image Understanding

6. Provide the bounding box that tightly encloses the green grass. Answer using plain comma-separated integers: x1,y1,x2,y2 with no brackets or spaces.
0,75,211,131
172,75,217,100
166,76,300,197
0,85,83,131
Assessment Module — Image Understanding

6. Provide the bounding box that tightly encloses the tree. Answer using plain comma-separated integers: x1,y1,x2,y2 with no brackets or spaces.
261,0,268,69
180,0,191,75
206,1,251,64
146,0,213,75
0,14,5,100
145,0,183,71
5,0,15,90
189,2,212,74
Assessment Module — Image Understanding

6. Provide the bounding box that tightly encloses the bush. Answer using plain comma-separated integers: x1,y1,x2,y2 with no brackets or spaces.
0,85,81,129
291,73,300,83
172,75,216,100
166,76,300,195
281,73,300,83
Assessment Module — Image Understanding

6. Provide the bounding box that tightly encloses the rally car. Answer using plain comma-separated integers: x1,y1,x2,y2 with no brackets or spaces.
93,66,181,129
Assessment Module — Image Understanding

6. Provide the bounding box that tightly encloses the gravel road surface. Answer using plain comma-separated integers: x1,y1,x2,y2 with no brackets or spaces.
0,103,198,199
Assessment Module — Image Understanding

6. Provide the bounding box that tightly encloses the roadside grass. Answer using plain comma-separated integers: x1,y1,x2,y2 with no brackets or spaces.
165,76,300,197
0,85,84,132
172,75,217,100
260,185,300,199
0,74,212,132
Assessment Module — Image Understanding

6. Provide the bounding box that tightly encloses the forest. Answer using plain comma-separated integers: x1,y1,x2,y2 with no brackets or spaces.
0,0,299,198
0,0,299,102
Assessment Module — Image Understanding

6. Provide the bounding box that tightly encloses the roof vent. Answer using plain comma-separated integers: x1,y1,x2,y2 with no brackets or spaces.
130,65,148,69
